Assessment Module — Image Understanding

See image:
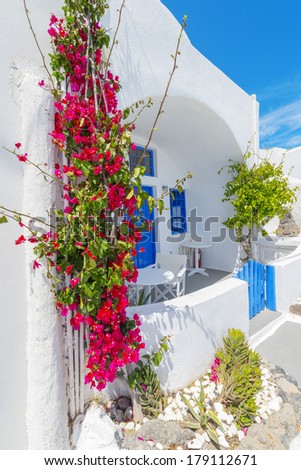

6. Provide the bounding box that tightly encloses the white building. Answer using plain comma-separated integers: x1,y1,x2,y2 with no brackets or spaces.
0,0,271,449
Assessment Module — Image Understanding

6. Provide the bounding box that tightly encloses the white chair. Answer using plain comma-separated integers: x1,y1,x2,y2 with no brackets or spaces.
153,253,187,302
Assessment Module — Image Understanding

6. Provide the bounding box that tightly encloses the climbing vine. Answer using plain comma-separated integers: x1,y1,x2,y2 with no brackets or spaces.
1,0,190,391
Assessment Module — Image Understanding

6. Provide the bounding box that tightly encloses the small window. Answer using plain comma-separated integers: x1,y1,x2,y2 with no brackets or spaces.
129,146,155,177
170,189,187,234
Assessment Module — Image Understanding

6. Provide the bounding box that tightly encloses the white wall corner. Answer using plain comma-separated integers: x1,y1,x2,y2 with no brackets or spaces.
11,61,70,449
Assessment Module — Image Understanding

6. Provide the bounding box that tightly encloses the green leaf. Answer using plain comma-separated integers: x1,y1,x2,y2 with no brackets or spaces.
206,426,221,446
120,223,129,236
207,410,223,428
157,199,164,214
183,420,200,430
123,108,130,119
0,216,8,224
181,394,200,422
152,351,163,367
126,188,134,200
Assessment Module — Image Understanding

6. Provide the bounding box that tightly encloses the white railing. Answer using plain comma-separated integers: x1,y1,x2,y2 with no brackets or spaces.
64,314,88,421
254,236,301,264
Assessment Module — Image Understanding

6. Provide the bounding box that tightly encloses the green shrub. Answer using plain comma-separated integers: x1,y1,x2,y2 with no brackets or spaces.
215,328,262,428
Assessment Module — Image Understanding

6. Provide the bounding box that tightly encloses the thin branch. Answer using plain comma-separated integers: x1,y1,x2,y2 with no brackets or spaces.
0,206,55,228
155,171,192,202
104,0,126,77
126,98,153,126
84,13,92,100
3,147,63,183
23,0,57,92
137,16,187,166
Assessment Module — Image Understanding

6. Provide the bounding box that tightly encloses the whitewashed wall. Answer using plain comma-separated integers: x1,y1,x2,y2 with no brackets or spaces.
0,0,64,450
0,0,256,449
127,278,249,391
270,235,301,313
104,1,257,273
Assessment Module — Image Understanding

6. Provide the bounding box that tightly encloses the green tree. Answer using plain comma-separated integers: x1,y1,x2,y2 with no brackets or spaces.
219,151,297,260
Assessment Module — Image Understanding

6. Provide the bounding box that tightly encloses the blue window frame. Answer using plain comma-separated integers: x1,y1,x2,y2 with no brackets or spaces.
129,146,155,176
170,189,187,234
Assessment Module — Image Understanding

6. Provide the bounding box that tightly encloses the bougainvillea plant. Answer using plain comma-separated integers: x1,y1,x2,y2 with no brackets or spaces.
1,0,189,391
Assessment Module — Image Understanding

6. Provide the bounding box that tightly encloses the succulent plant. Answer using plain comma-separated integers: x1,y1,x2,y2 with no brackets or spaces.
135,364,166,417
215,328,262,428
181,384,223,446
126,336,170,418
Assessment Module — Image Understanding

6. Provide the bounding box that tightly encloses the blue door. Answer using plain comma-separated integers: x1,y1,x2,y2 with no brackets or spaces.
134,186,156,268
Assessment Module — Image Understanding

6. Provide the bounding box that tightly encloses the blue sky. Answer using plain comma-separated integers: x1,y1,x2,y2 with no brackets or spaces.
161,0,301,149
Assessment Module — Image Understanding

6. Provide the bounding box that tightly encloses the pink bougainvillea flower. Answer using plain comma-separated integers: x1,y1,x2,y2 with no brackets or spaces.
15,142,21,149
49,14,58,25
70,277,80,288
209,356,221,383
18,153,28,162
130,143,137,151
15,235,26,245
61,306,69,317
65,265,73,276
38,80,45,87
28,236,38,243
137,437,144,441
33,260,42,269
64,206,72,214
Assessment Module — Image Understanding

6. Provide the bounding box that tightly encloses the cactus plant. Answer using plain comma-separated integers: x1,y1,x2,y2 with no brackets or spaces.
134,364,166,417
215,328,262,428
126,336,170,418
182,384,223,446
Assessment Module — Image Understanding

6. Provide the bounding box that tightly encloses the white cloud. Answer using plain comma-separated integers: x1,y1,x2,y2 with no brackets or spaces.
260,98,301,148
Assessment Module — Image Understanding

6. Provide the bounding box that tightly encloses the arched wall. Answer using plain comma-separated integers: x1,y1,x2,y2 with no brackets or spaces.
132,96,243,272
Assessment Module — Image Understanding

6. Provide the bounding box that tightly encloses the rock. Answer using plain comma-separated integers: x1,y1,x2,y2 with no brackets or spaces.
124,406,133,421
134,419,195,448
269,399,281,412
187,436,205,450
227,423,238,437
276,211,300,237
213,402,223,413
289,432,301,450
115,410,125,423
218,435,229,448
118,397,132,411
76,404,119,450
290,303,301,315
122,432,155,450
125,422,135,430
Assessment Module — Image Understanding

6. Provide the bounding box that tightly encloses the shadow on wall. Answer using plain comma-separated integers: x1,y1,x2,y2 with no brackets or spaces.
127,278,249,392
